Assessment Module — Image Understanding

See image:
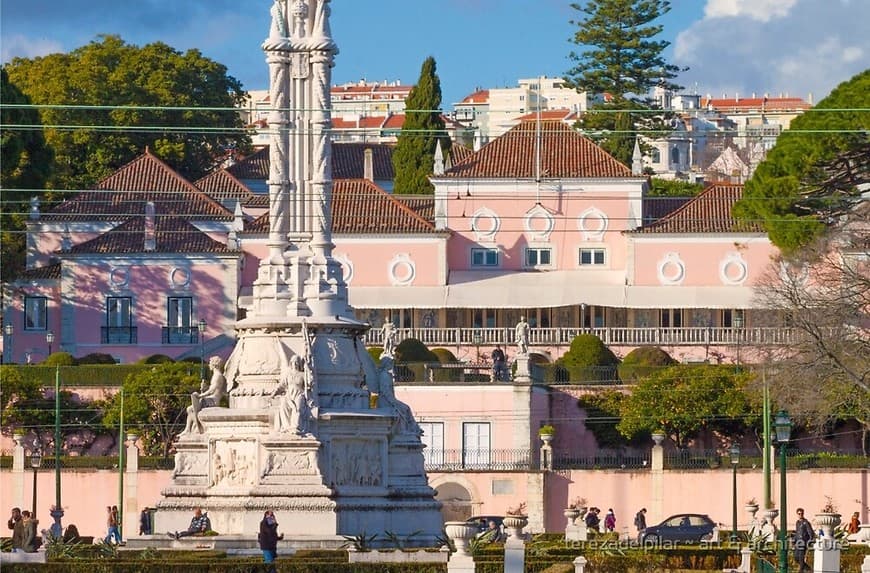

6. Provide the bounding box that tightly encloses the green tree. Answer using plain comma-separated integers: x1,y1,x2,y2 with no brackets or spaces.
617,346,675,382
735,69,870,252
557,334,620,382
103,362,200,457
577,391,632,449
565,0,684,166
0,366,44,434
391,57,450,194
1,68,52,281
617,364,753,448
4,35,250,191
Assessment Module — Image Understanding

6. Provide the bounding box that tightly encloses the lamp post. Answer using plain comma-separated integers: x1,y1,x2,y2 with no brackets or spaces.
4,323,12,364
733,311,744,367
30,447,43,516
729,444,740,542
472,332,482,363
46,330,54,357
774,410,792,573
198,318,206,384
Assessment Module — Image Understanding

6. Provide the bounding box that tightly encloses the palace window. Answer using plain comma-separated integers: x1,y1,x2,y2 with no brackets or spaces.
579,248,606,266
24,297,47,330
420,422,444,467
525,247,552,267
471,248,499,267
462,422,491,468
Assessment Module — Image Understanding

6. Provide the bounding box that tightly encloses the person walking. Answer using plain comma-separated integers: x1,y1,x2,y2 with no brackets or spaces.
490,345,507,381
258,510,283,571
8,508,23,552
634,508,647,542
604,508,616,532
104,506,121,544
793,507,814,573
20,510,39,553
139,507,152,535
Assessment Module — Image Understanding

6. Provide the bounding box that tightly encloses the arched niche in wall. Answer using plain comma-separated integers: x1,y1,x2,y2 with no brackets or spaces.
719,252,748,285
388,254,416,286
657,252,686,285
470,207,500,242
577,207,609,241
523,204,555,241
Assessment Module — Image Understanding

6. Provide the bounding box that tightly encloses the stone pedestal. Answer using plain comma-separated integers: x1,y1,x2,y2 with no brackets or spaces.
513,354,531,383
566,523,588,541
505,535,526,573
813,536,840,573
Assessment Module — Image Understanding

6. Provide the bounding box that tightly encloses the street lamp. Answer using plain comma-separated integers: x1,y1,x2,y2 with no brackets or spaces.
733,310,744,367
729,444,740,542
472,332,482,363
30,447,43,516
4,323,13,364
46,330,54,357
198,318,206,384
774,410,792,573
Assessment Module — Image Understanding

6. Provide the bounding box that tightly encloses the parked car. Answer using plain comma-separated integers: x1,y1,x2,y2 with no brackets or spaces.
641,513,717,544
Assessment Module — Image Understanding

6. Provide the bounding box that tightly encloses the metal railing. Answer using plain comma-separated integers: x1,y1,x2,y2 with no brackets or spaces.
100,326,138,344
365,326,798,348
161,326,201,345
424,448,533,471
554,450,651,470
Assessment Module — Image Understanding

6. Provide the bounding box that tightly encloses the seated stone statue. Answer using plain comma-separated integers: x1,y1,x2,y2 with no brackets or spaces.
181,356,226,436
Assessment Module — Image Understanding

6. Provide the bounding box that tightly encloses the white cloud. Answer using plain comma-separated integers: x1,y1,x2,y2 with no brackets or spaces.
674,1,870,101
1,34,63,64
703,0,797,22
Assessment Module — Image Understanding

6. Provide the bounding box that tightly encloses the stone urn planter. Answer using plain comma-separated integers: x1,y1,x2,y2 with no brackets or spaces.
814,513,841,538
444,521,477,555
540,433,554,446
762,508,779,524
503,515,528,539
564,508,581,526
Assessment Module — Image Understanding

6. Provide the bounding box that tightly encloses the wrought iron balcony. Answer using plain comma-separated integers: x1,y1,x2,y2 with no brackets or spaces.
423,448,533,471
161,326,201,345
100,326,138,344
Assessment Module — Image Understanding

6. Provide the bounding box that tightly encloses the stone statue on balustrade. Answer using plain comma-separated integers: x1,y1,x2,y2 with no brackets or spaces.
180,356,226,436
382,322,397,359
515,316,530,355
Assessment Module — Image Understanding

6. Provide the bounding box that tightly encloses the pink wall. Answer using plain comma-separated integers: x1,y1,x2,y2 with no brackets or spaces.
3,467,864,539
631,238,778,287
445,190,635,272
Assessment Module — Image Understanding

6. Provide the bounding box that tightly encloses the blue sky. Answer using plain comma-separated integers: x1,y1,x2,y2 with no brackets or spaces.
2,0,867,106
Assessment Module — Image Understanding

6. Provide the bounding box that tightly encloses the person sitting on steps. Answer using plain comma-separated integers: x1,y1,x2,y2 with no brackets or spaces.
168,507,211,540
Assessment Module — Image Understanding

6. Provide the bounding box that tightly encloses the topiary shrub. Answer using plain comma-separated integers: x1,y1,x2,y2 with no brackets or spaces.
430,348,457,363
138,354,174,365
43,352,77,366
617,347,676,382
76,353,117,365
559,334,619,383
395,338,438,363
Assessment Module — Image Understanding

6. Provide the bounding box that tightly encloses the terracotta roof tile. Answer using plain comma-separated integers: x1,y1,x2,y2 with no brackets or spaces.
227,143,395,181
194,169,255,203
45,150,233,221
642,196,693,225
458,89,490,104
515,109,580,122
701,96,810,112
393,195,435,223
441,120,632,179
69,215,234,254
634,184,764,234
19,263,61,280
448,143,472,167
245,179,438,235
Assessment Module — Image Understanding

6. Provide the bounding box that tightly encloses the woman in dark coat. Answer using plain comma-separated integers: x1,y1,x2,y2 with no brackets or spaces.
258,510,283,567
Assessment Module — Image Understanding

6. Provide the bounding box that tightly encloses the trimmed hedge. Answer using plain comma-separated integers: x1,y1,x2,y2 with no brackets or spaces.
13,562,447,573
10,365,171,387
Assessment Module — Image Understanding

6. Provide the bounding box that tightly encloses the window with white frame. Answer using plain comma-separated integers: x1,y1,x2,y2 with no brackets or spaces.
579,248,606,266
107,297,132,327
419,422,444,467
525,247,552,267
167,297,193,328
471,248,499,267
462,422,491,468
660,308,683,328
24,297,47,330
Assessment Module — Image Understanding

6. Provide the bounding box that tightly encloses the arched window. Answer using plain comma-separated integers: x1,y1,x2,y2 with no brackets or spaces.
671,147,680,165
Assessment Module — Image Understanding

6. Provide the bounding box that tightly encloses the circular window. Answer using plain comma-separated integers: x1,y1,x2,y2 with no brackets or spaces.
109,267,130,288
524,206,554,240
169,267,191,289
470,209,500,240
657,253,685,284
388,255,416,286
578,207,609,240
719,254,748,285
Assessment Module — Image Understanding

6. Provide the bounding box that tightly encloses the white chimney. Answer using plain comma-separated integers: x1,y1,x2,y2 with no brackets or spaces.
364,148,374,181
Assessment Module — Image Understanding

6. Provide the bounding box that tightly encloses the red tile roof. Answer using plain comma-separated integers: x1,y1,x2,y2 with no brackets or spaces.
701,96,810,112
441,119,632,179
194,169,255,203
633,184,764,234
448,143,472,166
393,195,435,223
226,143,395,181
245,179,439,235
515,109,580,122
45,150,233,221
69,215,233,254
19,263,61,280
458,89,490,104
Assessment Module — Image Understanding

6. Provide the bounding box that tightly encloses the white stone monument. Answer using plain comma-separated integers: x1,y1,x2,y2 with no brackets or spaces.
150,0,442,547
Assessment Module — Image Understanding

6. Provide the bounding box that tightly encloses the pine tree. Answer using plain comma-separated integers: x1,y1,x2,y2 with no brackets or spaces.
391,57,451,195
564,0,684,166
